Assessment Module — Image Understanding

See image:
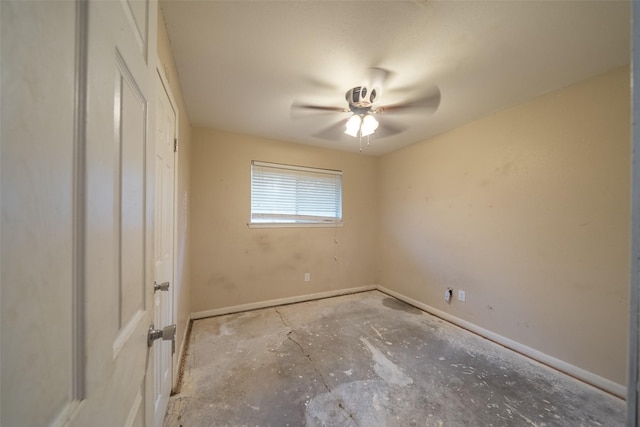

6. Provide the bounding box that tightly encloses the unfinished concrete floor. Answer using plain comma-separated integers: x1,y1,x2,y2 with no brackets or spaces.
164,291,624,426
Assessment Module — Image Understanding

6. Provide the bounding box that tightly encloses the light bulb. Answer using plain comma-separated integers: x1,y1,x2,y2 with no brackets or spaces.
345,115,362,137
360,114,379,137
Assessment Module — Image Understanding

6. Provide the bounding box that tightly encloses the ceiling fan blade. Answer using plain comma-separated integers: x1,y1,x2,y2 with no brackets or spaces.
291,102,348,113
312,118,350,140
374,118,407,139
290,102,349,119
377,87,441,115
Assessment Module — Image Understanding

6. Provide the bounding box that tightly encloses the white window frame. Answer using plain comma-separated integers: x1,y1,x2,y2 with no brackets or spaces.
249,160,343,228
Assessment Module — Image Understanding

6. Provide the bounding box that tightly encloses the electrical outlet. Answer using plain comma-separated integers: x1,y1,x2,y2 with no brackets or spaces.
304,273,310,282
458,290,466,302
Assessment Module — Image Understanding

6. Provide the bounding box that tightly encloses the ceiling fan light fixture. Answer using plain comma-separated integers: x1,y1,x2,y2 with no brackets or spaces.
293,71,441,146
345,114,379,138
345,114,362,137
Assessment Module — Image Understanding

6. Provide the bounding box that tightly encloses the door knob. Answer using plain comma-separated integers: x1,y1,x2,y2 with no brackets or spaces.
148,324,176,348
154,281,170,292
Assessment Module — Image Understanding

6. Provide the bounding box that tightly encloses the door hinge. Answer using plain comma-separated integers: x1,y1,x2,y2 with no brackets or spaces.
173,138,178,152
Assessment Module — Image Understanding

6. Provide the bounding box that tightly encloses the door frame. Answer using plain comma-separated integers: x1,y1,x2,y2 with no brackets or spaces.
155,62,181,389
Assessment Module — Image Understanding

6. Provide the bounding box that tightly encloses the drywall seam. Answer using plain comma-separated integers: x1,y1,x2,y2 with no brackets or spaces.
190,285,377,319
376,285,626,399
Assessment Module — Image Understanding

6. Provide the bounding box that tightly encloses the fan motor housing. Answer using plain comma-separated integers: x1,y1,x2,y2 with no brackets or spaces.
346,86,377,108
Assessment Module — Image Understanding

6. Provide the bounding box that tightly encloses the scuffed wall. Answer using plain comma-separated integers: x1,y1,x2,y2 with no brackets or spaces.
189,129,378,313
378,67,630,385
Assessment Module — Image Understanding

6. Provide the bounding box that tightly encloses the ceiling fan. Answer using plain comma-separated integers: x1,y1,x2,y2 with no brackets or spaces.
292,68,441,150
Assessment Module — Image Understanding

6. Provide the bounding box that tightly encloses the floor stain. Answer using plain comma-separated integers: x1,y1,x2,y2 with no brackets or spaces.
382,296,422,314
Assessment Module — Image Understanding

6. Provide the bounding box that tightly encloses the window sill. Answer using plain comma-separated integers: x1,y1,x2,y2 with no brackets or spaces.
247,222,344,229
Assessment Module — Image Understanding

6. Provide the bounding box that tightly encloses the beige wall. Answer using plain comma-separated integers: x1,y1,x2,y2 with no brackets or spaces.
186,67,629,387
190,129,378,312
158,12,192,371
378,67,630,385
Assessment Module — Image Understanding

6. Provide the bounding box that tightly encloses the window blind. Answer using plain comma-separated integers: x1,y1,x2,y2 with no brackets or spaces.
251,161,342,224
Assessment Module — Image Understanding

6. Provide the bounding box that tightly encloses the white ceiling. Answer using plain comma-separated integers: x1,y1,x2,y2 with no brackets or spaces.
160,0,630,156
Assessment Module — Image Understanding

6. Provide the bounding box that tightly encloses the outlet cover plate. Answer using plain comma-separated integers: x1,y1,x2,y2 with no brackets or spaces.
458,290,466,302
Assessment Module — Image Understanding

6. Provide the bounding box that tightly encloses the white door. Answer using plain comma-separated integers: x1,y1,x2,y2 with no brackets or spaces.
1,2,83,425
1,1,161,426
153,70,177,426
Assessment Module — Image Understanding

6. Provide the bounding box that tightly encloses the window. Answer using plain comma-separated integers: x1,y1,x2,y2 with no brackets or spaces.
250,161,342,227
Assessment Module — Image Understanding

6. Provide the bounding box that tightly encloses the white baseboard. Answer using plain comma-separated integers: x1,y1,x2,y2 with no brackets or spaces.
376,285,626,399
190,285,377,320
